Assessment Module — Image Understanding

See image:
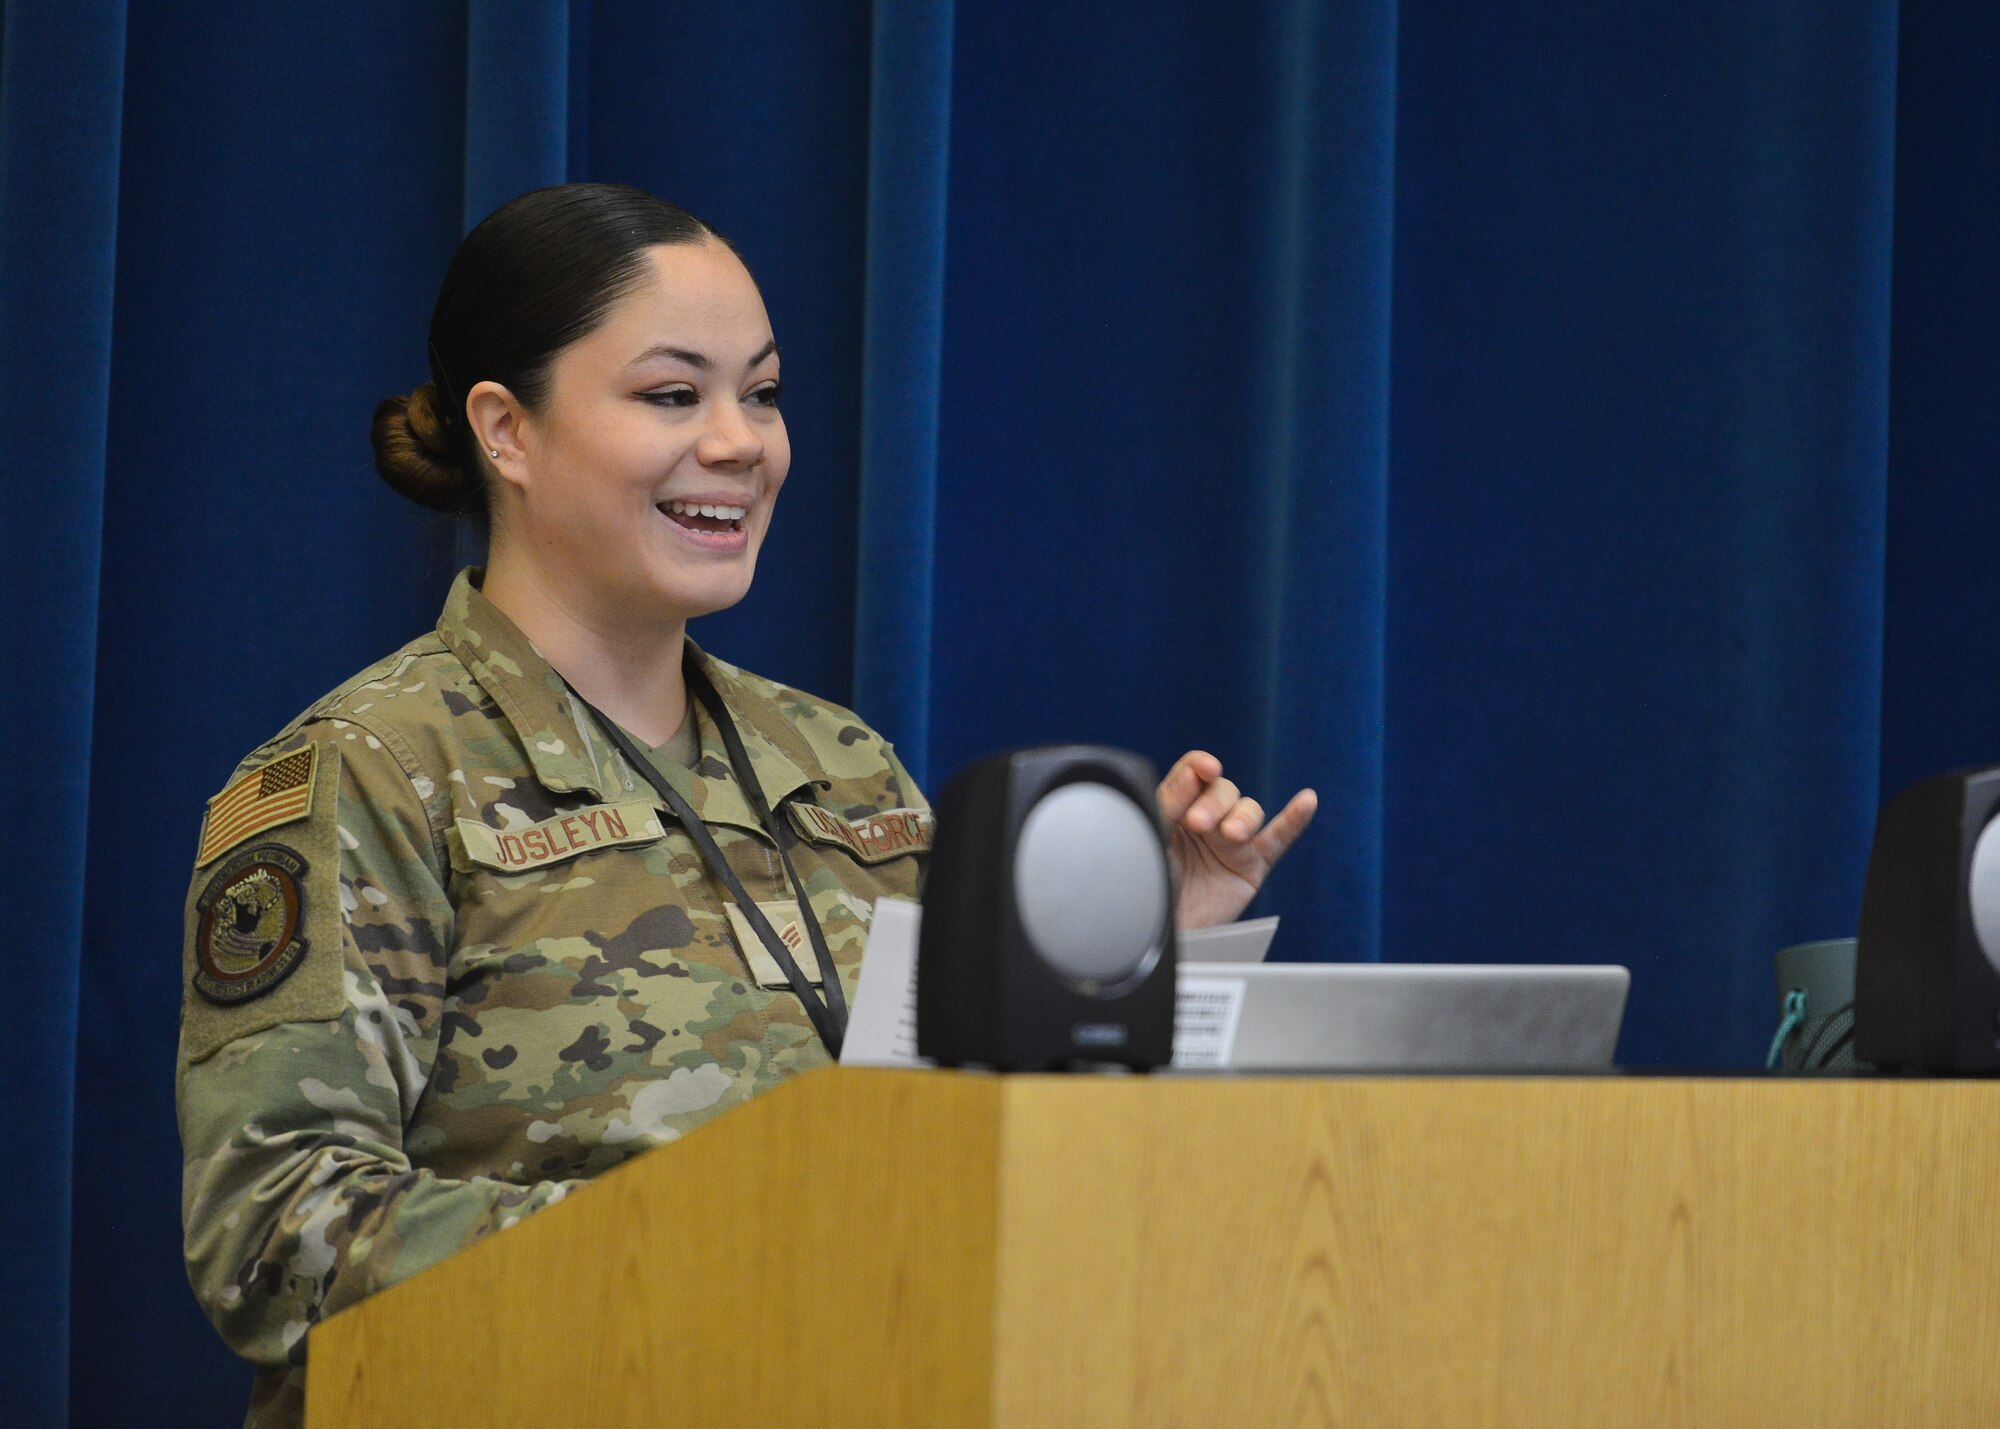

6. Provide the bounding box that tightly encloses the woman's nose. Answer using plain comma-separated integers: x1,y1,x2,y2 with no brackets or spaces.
698,398,763,468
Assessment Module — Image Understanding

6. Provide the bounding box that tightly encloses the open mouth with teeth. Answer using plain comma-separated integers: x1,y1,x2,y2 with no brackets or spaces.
658,499,747,535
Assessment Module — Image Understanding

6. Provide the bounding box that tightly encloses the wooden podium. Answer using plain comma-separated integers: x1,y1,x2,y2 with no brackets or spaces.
308,1069,2000,1427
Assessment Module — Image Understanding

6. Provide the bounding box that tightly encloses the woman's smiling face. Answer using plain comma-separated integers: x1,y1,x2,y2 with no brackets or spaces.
494,238,788,624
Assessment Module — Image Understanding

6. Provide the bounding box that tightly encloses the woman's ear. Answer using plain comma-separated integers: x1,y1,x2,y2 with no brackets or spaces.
465,380,531,492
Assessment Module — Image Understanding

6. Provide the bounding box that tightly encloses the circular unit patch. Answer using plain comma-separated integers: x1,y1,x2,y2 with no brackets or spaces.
194,844,312,1005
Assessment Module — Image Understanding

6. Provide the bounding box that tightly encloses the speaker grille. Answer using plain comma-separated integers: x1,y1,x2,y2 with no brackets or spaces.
1012,782,1167,990
1970,815,2000,977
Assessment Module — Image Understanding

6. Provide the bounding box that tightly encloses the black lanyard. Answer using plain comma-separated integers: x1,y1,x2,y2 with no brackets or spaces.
567,657,849,1057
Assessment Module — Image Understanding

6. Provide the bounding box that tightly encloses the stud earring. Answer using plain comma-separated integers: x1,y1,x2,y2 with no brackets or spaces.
489,449,499,458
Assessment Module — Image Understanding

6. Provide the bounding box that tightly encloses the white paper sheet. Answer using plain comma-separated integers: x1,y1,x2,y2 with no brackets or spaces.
1172,975,1249,1068
839,896,926,1068
1177,915,1279,964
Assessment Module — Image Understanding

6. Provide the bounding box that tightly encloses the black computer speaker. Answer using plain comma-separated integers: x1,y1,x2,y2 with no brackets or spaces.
917,745,1177,1070
1855,766,2000,1073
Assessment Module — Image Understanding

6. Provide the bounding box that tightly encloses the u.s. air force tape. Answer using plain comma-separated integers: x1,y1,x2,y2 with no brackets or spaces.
192,844,313,1005
787,803,933,863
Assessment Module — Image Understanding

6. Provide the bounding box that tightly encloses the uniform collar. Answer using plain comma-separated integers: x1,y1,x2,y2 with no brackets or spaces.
436,568,822,835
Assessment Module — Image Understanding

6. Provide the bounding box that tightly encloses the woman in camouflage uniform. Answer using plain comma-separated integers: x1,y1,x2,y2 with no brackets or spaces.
178,184,1317,1428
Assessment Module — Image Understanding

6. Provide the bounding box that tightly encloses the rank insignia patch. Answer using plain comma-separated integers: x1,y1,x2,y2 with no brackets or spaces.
197,746,318,867
192,845,313,1005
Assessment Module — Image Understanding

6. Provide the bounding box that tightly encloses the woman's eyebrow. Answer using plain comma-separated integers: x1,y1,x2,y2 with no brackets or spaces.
629,343,709,370
628,338,780,372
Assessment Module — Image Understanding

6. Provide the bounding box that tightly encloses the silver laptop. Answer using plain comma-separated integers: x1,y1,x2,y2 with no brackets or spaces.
1174,962,1629,1071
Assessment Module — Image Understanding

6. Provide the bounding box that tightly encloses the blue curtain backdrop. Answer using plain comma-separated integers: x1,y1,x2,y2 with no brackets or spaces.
4,0,1996,1423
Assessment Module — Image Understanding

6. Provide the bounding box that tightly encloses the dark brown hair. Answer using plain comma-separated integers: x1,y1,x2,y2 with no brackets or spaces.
371,183,726,516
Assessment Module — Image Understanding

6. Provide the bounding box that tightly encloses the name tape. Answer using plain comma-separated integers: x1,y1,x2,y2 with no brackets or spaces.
456,800,665,873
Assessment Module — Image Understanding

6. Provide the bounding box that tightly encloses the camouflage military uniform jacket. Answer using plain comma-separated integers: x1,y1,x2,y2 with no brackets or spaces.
177,570,929,1429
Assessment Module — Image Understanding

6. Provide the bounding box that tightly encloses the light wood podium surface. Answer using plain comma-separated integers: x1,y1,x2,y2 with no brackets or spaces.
307,1069,2000,1428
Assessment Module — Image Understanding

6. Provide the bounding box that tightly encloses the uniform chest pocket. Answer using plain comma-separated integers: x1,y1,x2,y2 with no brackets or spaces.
450,799,667,875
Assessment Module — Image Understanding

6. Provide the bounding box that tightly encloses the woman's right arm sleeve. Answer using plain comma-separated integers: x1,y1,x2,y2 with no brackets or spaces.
177,727,583,1372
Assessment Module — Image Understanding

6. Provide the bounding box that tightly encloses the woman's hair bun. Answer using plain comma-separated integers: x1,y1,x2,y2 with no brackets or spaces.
370,381,484,515
376,186,722,519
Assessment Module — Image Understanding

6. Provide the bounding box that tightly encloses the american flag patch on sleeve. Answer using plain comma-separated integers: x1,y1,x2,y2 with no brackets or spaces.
196,746,319,867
